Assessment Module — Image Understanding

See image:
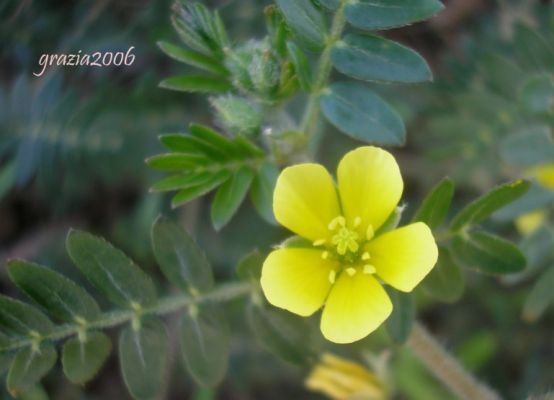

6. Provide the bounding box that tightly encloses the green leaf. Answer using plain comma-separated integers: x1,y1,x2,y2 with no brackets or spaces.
157,41,227,76
119,319,168,400
519,74,554,115
159,133,229,160
275,0,326,50
180,304,230,387
8,260,100,323
171,170,232,208
189,124,240,156
210,166,255,230
66,230,157,308
332,34,432,83
236,249,264,281
493,182,554,221
0,160,15,200
450,180,530,231
146,153,211,171
320,81,405,145
499,126,554,167
344,0,444,30
421,247,465,303
286,41,312,90
151,172,216,192
62,331,112,384
151,216,214,294
319,0,340,10
0,296,54,336
522,266,554,322
250,162,279,224
247,304,315,366
385,289,414,344
7,344,57,397
451,232,526,275
412,178,454,229
159,75,231,93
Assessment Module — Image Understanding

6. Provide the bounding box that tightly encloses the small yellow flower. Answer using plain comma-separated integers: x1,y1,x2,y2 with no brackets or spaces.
515,162,554,235
305,353,387,400
260,146,438,343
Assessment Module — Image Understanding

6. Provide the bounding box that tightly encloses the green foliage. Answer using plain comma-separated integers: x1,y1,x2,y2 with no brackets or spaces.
0,218,244,399
62,332,112,384
247,303,316,366
119,318,168,400
7,345,57,397
331,34,432,83
385,289,415,344
180,305,230,387
8,260,101,323
343,0,444,30
151,216,214,293
421,248,465,303
67,230,157,308
450,180,530,232
147,124,269,228
412,178,455,229
320,82,406,145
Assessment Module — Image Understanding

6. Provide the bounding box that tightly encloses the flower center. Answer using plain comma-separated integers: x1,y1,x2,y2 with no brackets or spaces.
331,226,359,255
313,215,377,283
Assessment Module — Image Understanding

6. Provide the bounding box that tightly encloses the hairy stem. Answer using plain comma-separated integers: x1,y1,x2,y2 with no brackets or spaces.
2,282,251,352
407,321,502,400
300,0,347,141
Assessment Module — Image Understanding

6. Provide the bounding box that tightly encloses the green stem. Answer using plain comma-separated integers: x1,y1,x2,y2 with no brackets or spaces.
407,321,502,400
300,0,348,141
2,282,251,352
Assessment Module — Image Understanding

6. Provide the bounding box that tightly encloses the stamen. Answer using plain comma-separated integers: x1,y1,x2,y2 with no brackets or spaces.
353,216,362,228
313,239,326,246
346,267,357,276
363,264,376,274
321,251,329,260
328,270,336,284
366,224,375,241
328,216,346,230
362,252,371,260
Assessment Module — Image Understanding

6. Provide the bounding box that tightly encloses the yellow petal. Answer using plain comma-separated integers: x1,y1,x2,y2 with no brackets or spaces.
366,222,438,292
261,248,337,316
321,273,392,344
273,164,340,241
515,209,547,235
529,163,554,189
337,147,403,232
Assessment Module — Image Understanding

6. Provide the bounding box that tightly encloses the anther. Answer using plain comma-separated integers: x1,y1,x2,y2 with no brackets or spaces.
363,264,376,274
346,267,356,276
313,239,326,246
353,216,362,228
328,270,336,284
366,224,375,240
362,252,371,260
328,216,346,230
321,251,330,260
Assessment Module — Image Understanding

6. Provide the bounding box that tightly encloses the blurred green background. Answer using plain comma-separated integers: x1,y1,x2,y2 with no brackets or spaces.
0,0,552,399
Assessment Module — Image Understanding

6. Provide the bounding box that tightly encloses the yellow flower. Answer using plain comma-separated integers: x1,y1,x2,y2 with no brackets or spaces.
515,163,554,235
260,146,438,343
305,353,387,400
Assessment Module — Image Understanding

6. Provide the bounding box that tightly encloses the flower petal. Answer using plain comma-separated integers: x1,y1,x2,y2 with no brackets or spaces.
366,222,438,292
320,273,392,344
273,164,340,241
261,248,337,316
337,146,403,231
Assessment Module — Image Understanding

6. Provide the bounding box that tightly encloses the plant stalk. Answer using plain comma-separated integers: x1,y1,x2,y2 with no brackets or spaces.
407,321,502,400
300,0,348,141
2,282,251,352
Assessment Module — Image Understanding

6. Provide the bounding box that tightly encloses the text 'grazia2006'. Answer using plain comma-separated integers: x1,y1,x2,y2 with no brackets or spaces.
33,47,136,77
